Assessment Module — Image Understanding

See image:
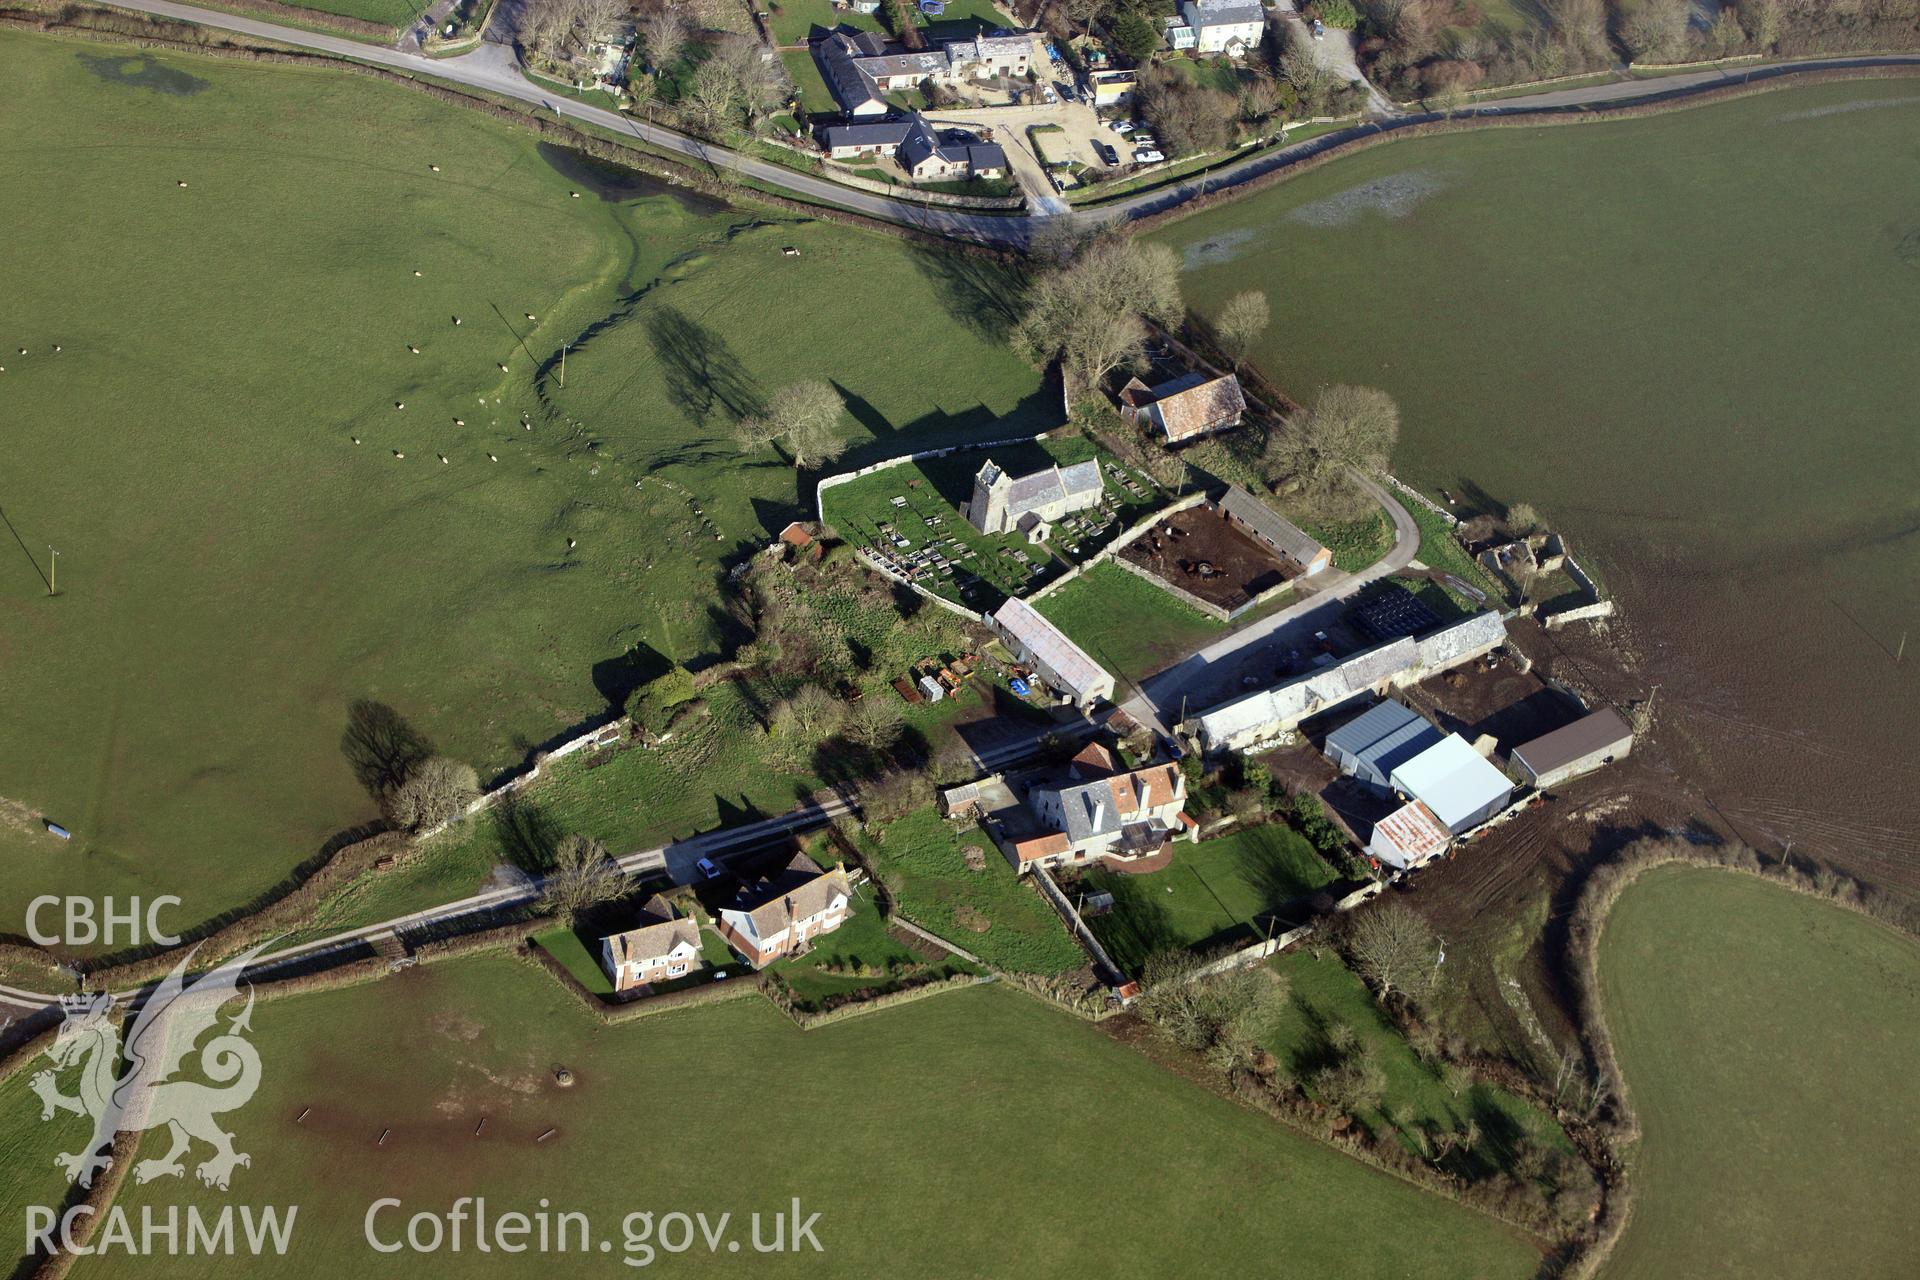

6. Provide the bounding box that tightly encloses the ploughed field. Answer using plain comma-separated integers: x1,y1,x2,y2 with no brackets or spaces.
1154,81,1920,891
1597,865,1920,1278
0,31,1046,940
50,954,1542,1277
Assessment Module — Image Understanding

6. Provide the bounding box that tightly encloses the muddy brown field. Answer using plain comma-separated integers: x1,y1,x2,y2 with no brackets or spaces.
1122,505,1295,611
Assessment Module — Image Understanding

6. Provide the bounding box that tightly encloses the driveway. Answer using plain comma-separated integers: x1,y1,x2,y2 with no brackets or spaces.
1278,10,1400,117
928,100,1114,216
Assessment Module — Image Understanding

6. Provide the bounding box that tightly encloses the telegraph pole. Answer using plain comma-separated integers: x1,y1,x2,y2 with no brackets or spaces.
47,546,57,596
560,341,569,389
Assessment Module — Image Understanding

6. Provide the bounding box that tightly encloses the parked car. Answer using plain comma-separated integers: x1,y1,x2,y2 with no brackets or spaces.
1041,85,1058,104
1108,118,1135,133
1133,147,1165,164
695,856,724,880
1096,141,1121,166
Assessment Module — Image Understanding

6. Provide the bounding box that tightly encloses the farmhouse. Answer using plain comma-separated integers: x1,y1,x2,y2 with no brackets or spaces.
1217,486,1331,577
1366,799,1451,871
714,851,852,969
1181,0,1266,54
1013,753,1189,873
966,457,1103,535
1187,612,1508,752
1119,372,1246,443
819,29,1036,117
1511,708,1634,789
599,894,702,993
992,598,1116,707
1323,699,1446,797
1390,735,1514,835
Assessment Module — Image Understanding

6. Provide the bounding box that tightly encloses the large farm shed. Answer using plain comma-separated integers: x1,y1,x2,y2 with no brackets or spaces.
1389,735,1514,835
1511,708,1634,788
1323,700,1446,796
993,598,1116,708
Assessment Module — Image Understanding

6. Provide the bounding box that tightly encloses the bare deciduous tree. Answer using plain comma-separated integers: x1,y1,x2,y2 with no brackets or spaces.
1260,383,1399,513
1012,233,1182,392
737,379,847,469
1344,902,1440,1003
845,697,905,753
775,683,844,741
638,3,694,70
540,833,626,923
383,756,479,832
1215,289,1269,370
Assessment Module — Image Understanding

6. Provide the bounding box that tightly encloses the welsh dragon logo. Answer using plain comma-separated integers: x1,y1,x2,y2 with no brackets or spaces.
31,944,269,1191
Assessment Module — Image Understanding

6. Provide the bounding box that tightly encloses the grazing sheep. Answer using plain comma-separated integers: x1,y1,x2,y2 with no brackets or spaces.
569,191,579,199
455,418,466,426
567,538,576,549
439,454,449,464
488,454,498,462
412,270,422,278
177,181,188,188
452,316,461,325
395,402,405,410
408,345,420,354
498,363,509,373
17,348,25,355
350,436,360,444
524,423,532,431
430,164,440,172
52,346,60,353
524,313,536,321
393,450,405,459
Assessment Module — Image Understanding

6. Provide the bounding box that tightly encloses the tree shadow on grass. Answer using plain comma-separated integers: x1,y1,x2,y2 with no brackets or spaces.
340,700,433,801
645,305,766,426
493,795,564,875
906,243,1026,342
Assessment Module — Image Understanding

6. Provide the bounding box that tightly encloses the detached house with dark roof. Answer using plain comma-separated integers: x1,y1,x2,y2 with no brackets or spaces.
714,850,852,969
599,894,703,993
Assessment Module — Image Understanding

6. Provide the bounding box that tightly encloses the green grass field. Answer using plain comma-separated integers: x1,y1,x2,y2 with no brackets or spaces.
1033,561,1227,682
0,1067,76,1249
1597,865,1920,1279
854,809,1086,974
1154,82,1920,831
0,31,1048,941
64,954,1539,1276
1078,824,1339,973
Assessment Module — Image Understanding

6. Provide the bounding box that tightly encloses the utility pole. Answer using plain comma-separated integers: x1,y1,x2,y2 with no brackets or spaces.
559,341,569,389
47,546,57,596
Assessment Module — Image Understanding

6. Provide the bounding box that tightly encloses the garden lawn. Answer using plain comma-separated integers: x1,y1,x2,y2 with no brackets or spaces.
1598,864,1920,1280
1033,561,1226,681
85,954,1541,1277
532,925,613,996
768,0,880,45
768,895,967,1006
1265,949,1568,1172
0,30,1049,941
1083,824,1338,974
855,809,1085,974
781,47,836,121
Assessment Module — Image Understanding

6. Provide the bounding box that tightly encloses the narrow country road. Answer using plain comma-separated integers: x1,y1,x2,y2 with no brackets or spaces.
84,1,1920,247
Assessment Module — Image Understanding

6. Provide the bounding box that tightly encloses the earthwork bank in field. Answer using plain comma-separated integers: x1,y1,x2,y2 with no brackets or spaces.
0,30,1046,938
